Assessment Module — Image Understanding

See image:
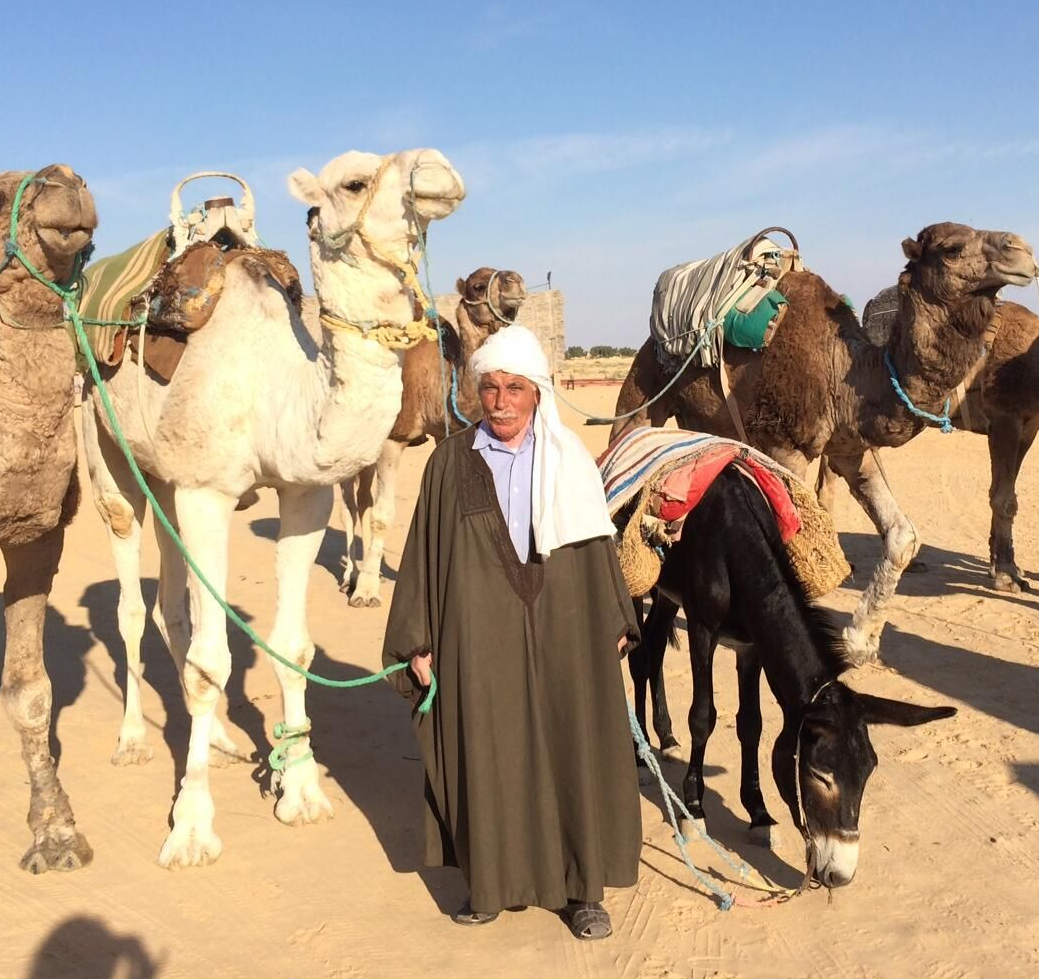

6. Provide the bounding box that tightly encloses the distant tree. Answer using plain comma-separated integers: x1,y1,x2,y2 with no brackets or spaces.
589,345,619,358
565,345,587,359
617,346,637,357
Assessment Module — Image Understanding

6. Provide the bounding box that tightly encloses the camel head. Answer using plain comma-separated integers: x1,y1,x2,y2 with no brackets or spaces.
288,149,465,266
0,164,96,285
456,267,527,335
901,223,1037,305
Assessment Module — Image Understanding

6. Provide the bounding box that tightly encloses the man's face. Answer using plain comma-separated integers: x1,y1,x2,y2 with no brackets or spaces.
478,370,539,442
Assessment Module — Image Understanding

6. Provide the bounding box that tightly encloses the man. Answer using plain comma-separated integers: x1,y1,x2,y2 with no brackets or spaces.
383,326,642,941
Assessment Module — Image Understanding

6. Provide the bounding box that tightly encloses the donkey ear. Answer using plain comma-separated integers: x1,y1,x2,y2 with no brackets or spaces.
902,237,923,262
287,168,325,207
857,692,956,727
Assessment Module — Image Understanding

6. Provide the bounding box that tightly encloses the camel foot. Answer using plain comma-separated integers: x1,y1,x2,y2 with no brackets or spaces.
158,823,223,869
111,738,154,766
841,624,879,667
679,815,708,841
991,568,1031,593
348,593,381,609
275,761,335,826
748,824,778,849
20,830,93,874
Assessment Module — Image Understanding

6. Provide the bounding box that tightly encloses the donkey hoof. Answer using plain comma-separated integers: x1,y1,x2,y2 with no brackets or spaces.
660,743,685,764
748,824,778,849
679,816,707,841
636,765,656,787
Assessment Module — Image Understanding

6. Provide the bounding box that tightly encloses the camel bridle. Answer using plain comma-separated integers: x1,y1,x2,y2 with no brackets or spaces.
313,155,438,351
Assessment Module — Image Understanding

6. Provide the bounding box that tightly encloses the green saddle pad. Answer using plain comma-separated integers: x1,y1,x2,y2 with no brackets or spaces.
723,288,787,350
77,230,171,365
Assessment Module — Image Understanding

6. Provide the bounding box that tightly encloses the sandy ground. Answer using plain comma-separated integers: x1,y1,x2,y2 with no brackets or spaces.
1,386,1037,979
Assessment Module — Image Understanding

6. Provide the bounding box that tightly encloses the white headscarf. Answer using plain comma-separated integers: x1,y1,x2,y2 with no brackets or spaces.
469,326,617,557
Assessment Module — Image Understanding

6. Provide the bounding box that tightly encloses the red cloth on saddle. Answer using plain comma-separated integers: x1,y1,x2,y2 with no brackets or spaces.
657,446,801,543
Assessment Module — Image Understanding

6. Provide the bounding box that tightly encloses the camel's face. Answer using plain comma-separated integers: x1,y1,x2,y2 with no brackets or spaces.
903,223,1037,299
458,267,527,334
2,165,96,275
288,149,465,259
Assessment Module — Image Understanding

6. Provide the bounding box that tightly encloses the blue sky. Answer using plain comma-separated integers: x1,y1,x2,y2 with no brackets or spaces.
8,0,1039,344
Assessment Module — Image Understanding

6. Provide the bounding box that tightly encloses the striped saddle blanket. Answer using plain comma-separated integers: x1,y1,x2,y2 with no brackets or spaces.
650,231,802,371
598,426,800,543
78,230,172,365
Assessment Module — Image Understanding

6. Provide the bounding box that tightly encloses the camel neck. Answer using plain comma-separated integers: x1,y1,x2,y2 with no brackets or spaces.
886,288,992,418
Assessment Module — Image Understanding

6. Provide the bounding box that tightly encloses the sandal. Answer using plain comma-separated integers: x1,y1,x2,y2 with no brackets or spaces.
562,901,612,941
451,902,499,926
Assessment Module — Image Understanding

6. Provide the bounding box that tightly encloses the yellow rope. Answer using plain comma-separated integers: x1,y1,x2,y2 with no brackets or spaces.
319,308,437,350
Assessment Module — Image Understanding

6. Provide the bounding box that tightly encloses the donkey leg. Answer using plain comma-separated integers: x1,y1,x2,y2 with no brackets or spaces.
647,594,682,758
831,451,919,664
626,631,656,786
734,645,778,847
1,528,92,873
989,414,1038,592
679,620,718,838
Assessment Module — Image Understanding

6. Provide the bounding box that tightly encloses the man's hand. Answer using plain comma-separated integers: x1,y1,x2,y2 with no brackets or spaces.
411,652,433,687
617,635,628,654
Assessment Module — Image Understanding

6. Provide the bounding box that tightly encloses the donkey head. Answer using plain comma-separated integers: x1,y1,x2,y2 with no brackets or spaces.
775,683,955,889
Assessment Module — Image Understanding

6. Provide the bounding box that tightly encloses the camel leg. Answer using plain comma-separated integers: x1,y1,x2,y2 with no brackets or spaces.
829,451,920,664
1,527,93,873
81,407,153,766
268,484,335,825
815,455,839,515
351,441,404,608
149,482,243,766
343,465,376,599
337,476,359,594
158,486,236,869
988,414,1039,593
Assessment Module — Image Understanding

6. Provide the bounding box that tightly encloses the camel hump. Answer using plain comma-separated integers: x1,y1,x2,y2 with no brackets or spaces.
861,285,899,347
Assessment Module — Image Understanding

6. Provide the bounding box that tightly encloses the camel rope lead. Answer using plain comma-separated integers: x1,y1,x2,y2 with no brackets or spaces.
4,173,437,728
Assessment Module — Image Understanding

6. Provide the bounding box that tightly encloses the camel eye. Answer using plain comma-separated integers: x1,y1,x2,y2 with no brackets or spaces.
344,180,366,193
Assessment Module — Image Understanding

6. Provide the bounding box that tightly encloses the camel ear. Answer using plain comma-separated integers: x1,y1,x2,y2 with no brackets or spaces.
857,692,956,727
902,237,923,262
455,277,466,294
287,168,325,207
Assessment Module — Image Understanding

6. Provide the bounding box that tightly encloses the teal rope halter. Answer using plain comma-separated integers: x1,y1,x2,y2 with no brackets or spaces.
883,350,954,434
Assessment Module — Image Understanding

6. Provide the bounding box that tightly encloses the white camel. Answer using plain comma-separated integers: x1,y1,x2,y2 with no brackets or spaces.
81,148,464,868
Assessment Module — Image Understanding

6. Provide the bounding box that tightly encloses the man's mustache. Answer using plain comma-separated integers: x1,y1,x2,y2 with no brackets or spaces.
488,412,518,422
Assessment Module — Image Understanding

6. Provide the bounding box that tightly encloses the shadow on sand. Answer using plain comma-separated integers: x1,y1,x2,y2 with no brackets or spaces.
23,915,164,979
0,605,93,765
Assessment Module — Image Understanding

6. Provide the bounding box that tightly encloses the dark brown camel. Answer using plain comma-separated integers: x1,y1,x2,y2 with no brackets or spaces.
341,266,527,605
817,285,1039,593
608,224,1037,663
0,165,97,872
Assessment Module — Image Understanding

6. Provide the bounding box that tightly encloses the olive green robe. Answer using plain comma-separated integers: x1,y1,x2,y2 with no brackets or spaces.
383,427,642,915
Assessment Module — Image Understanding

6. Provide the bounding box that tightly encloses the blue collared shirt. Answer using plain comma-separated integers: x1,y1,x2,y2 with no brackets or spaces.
473,420,535,563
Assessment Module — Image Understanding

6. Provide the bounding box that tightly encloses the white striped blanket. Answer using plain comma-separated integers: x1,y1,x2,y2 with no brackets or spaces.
598,426,778,516
649,235,788,370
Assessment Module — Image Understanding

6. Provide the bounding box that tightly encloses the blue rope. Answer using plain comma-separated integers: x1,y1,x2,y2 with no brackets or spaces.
627,700,752,910
883,350,953,434
449,364,475,429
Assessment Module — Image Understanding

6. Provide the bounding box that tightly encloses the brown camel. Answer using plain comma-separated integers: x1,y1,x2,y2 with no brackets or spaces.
0,165,98,872
608,223,1037,663
341,266,526,606
817,284,1039,593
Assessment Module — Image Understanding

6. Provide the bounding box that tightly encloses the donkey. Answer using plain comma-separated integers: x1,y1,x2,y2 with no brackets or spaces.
629,466,956,887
